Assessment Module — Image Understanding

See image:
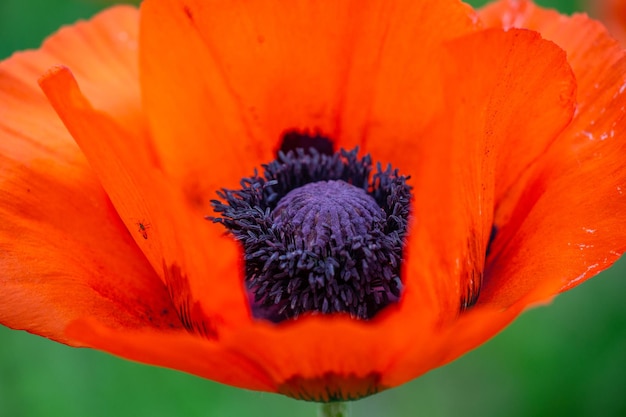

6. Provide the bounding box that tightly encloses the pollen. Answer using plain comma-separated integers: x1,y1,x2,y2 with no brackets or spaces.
210,137,411,322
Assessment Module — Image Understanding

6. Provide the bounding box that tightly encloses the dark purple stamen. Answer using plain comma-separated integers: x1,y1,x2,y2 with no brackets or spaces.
209,144,411,322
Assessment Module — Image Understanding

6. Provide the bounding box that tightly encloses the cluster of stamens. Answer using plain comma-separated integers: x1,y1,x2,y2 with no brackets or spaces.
210,139,411,322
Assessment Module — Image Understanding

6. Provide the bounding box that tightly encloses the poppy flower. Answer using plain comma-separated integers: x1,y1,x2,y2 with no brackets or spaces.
1,0,625,403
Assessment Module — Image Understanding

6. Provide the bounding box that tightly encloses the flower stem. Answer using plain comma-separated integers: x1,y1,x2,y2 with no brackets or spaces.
318,402,351,417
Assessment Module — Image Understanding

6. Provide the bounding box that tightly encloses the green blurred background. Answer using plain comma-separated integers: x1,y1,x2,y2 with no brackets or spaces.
1,0,624,416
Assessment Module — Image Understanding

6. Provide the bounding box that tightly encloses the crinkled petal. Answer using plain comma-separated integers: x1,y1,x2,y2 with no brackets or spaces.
479,0,626,306
138,0,479,196
39,65,250,336
403,26,575,319
0,13,183,343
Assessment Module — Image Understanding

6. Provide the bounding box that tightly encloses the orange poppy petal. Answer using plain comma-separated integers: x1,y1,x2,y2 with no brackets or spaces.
66,318,275,392
2,4,246,339
478,0,626,306
65,252,432,399
194,288,532,399
19,5,168,273
386,265,566,387
138,0,479,200
385,305,522,388
0,50,182,345
29,5,142,136
401,27,575,319
339,1,479,167
210,311,430,400
14,0,249,335
139,0,273,207
39,65,250,334
363,27,576,385
0,4,166,282
446,27,575,212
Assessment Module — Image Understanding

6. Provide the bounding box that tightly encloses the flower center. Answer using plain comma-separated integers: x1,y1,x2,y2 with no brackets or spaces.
210,133,411,322
272,180,385,250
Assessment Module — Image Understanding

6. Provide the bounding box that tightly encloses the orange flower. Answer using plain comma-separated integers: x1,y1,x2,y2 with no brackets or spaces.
1,0,625,402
